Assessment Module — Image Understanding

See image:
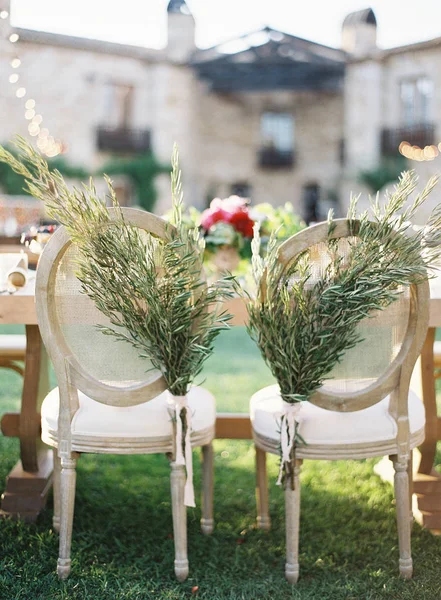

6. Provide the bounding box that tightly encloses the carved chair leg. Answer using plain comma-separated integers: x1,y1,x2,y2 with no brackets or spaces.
285,459,302,584
52,449,61,533
57,455,78,580
255,446,271,531
393,456,413,579
201,443,214,534
170,461,189,582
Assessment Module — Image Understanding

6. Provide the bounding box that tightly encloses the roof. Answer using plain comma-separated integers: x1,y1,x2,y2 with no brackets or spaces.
14,27,163,61
191,27,346,92
343,8,377,27
348,34,441,64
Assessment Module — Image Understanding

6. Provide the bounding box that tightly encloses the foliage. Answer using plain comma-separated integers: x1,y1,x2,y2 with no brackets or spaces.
359,157,407,193
48,156,89,179
251,201,306,248
0,144,31,195
0,138,233,396
101,152,170,212
245,172,441,482
0,143,89,196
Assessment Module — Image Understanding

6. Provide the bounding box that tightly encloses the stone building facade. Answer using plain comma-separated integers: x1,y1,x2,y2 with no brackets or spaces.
0,1,440,221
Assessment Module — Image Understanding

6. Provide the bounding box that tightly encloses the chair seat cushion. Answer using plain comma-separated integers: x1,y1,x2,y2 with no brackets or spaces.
0,334,26,359
41,386,216,440
250,385,425,445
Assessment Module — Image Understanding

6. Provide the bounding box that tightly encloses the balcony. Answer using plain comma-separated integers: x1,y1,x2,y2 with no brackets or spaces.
381,123,435,156
96,127,151,154
258,148,295,169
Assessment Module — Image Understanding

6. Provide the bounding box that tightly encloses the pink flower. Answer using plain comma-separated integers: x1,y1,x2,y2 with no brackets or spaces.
201,196,254,237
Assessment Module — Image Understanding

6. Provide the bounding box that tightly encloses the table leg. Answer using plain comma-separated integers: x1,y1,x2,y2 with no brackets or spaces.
417,328,437,475
0,325,53,521
412,327,441,532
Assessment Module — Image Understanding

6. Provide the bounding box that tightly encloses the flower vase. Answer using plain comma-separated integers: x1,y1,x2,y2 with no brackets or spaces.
212,246,240,277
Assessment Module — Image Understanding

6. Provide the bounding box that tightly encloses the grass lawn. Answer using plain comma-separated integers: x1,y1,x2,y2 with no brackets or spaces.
1,327,441,599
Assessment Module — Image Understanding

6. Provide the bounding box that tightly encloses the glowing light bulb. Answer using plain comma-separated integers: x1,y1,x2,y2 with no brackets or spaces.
25,99,35,109
32,114,43,125
28,123,40,136
37,137,48,151
0,10,9,19
11,58,21,68
25,109,35,120
16,87,26,98
9,74,19,84
9,33,19,43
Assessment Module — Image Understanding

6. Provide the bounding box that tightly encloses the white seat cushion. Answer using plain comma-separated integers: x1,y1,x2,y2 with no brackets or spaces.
0,334,26,359
250,384,425,445
41,386,216,440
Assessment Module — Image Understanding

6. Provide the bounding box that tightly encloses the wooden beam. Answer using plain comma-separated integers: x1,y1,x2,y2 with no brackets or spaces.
215,413,252,439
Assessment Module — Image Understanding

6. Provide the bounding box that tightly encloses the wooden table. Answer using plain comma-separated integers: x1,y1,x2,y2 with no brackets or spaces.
1,281,441,528
0,278,51,521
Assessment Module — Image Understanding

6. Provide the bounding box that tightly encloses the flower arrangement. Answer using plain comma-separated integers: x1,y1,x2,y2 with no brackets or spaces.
165,198,306,274
201,196,254,258
244,172,441,487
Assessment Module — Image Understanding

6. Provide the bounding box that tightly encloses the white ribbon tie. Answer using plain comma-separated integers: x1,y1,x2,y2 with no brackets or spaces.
169,393,195,507
276,401,303,486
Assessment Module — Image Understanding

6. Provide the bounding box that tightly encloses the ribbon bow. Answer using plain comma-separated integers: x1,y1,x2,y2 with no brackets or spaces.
276,398,305,486
168,393,195,507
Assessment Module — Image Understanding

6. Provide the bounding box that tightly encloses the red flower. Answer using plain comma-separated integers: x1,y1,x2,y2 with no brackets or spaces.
200,206,230,230
229,210,254,237
201,196,255,238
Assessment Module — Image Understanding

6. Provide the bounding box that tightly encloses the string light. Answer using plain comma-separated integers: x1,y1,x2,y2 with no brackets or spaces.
1,10,65,157
399,141,439,162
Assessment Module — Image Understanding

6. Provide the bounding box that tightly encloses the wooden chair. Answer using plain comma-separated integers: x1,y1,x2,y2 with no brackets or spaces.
251,220,429,583
35,208,215,581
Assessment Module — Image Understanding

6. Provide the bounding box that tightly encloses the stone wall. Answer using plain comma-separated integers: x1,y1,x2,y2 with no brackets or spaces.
342,42,441,222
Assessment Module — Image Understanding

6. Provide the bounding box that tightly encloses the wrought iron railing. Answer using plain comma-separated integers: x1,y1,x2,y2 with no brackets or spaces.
381,124,435,155
258,148,294,168
96,127,151,153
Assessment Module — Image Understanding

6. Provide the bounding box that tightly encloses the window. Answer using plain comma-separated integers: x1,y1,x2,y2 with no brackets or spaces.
259,112,295,168
400,77,433,127
230,182,251,198
303,183,320,224
102,82,134,129
261,112,294,152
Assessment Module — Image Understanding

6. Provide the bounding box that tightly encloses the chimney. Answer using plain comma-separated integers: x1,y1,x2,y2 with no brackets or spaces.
167,0,195,63
342,8,377,57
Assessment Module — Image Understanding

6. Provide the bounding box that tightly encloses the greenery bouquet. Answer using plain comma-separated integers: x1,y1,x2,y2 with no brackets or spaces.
245,173,441,487
0,138,234,506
